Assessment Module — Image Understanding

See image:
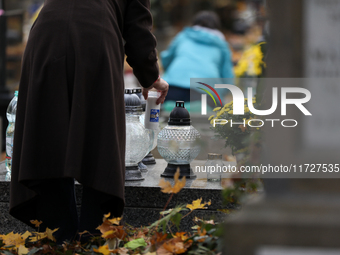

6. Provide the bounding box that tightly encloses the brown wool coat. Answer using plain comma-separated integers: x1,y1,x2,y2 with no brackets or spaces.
9,0,159,225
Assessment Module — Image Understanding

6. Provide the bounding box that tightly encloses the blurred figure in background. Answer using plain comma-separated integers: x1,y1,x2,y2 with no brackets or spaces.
161,11,234,111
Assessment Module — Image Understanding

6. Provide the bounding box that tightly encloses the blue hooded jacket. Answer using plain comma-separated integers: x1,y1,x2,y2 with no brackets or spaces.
161,26,234,90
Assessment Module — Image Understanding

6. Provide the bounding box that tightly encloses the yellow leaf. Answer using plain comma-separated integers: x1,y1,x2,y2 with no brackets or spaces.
213,107,221,112
45,228,59,242
21,231,32,240
102,230,115,239
104,213,111,219
29,233,47,242
159,169,186,194
108,217,121,225
101,213,121,226
174,232,189,241
93,245,110,255
186,198,211,211
30,220,43,228
0,232,25,248
18,245,29,255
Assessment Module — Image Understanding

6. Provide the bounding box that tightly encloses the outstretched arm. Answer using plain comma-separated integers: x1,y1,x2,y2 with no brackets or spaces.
123,0,159,88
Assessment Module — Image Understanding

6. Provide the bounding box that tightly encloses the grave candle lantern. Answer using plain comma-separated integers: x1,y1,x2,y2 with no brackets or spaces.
157,101,201,178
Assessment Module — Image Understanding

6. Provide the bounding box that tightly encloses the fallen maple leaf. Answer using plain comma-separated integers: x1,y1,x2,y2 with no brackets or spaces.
174,232,189,241
97,221,112,234
18,245,29,255
150,232,168,246
197,227,207,242
29,232,47,242
97,213,122,238
159,169,186,194
186,198,211,211
101,226,126,240
108,217,121,225
102,213,121,225
102,230,115,239
93,245,110,255
30,220,43,228
156,245,173,255
0,232,25,248
21,231,32,240
129,228,149,241
45,228,59,242
162,237,191,254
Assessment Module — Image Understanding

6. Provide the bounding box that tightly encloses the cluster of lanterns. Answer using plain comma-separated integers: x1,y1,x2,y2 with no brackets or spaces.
124,89,201,180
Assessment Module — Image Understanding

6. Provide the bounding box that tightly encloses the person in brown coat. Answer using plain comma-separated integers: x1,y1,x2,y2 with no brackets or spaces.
9,0,168,243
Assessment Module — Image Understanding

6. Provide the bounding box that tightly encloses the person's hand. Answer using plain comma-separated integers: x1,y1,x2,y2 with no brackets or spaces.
142,77,169,105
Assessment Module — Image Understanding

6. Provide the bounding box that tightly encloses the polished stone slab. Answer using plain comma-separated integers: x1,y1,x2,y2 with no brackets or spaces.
0,159,234,233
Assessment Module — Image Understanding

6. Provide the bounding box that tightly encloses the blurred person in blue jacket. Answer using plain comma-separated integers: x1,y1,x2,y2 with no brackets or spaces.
161,11,234,108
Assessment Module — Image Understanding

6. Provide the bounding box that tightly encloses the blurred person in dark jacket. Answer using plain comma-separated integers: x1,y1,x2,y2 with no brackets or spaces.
10,0,168,243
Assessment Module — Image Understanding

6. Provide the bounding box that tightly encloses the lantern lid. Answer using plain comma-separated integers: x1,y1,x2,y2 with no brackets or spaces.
124,90,142,113
168,101,191,126
125,88,146,111
125,88,142,94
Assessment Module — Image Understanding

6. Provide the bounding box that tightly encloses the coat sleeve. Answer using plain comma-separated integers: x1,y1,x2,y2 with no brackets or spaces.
123,0,159,88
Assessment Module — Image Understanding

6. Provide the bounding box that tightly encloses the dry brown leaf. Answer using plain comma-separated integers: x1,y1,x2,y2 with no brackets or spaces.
150,232,168,246
197,228,207,242
97,220,112,234
156,245,172,255
101,226,126,240
174,232,189,241
162,237,191,254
